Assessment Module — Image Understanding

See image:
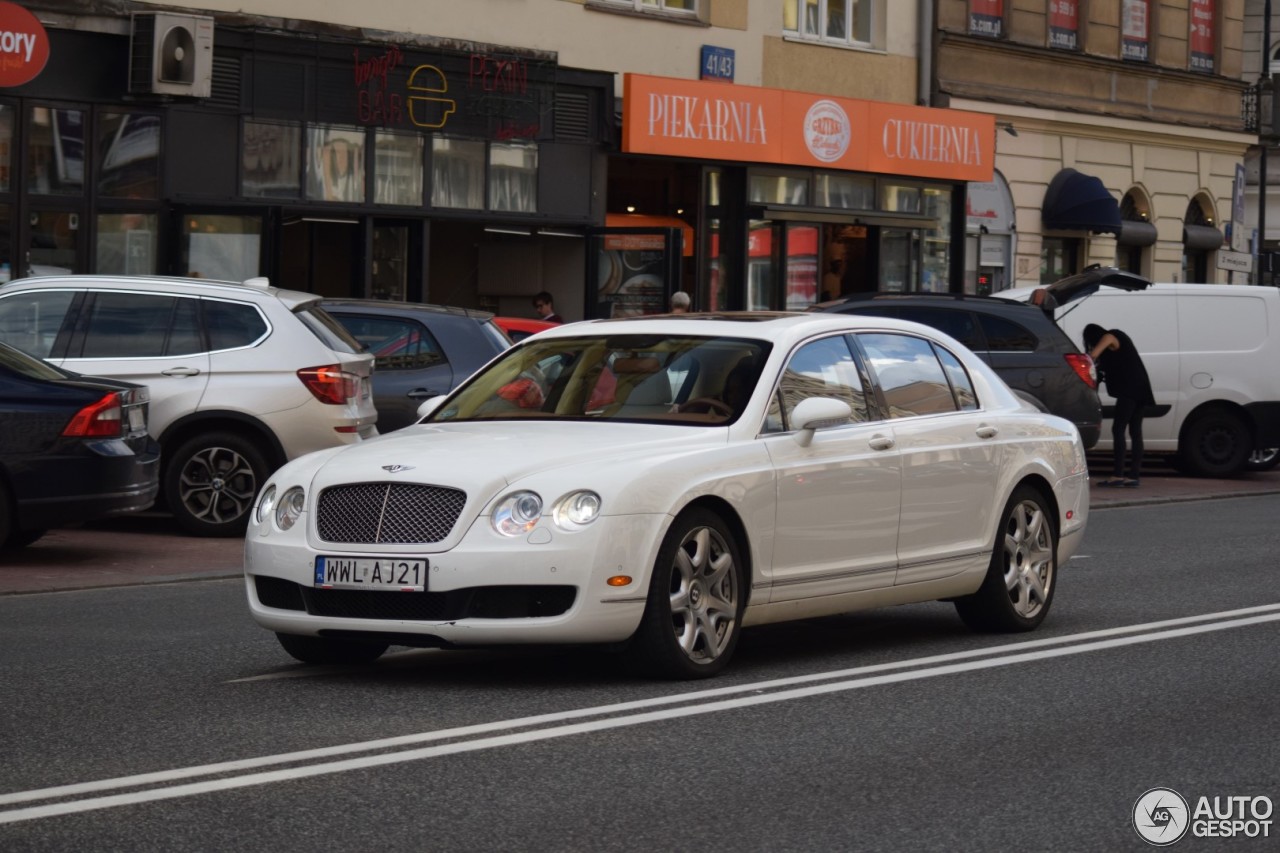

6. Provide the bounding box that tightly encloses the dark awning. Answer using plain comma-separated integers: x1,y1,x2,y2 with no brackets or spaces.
1116,219,1158,247
1041,168,1123,235
1183,224,1224,251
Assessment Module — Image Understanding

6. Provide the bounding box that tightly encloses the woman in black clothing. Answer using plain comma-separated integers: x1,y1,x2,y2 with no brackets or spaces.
1084,323,1155,487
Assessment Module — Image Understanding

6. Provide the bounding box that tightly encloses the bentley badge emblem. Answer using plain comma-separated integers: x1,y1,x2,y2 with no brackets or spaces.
381,464,415,473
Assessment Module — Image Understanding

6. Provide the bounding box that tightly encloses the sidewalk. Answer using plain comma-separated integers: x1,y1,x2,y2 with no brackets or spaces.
3,464,1279,596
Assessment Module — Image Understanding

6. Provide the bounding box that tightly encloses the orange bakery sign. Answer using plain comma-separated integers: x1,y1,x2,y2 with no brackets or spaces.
622,73,994,184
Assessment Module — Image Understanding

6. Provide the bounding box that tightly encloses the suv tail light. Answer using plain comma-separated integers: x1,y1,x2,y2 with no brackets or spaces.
1064,353,1098,390
298,365,360,405
62,392,125,438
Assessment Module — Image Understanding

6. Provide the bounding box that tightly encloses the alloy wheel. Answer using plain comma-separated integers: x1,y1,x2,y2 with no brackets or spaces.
178,446,258,525
1000,499,1054,619
668,525,739,664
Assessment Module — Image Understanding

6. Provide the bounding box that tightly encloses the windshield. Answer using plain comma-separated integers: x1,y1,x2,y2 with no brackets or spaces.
428,334,771,425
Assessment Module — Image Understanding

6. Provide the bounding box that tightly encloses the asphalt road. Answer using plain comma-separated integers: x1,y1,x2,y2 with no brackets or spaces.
1,495,1278,851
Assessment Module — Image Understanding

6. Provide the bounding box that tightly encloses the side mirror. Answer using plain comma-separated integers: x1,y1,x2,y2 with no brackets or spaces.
416,395,448,420
790,397,853,447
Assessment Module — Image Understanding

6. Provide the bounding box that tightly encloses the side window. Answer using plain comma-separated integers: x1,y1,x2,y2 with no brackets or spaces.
167,297,203,356
202,300,268,351
976,314,1037,351
335,315,443,370
0,291,76,358
893,306,983,351
933,343,979,411
79,292,177,358
768,335,869,432
858,332,959,418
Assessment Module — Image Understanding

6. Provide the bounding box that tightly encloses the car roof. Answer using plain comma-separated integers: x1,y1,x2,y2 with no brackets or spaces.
527,310,956,345
0,274,320,308
815,292,1045,314
322,299,496,321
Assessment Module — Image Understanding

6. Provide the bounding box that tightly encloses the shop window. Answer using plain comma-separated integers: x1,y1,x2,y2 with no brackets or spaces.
27,210,79,274
816,173,873,209
968,0,1005,39
750,173,809,205
1121,0,1151,62
97,113,160,199
181,214,262,281
0,204,10,283
96,213,157,275
242,121,301,199
307,125,365,203
882,184,922,214
432,137,485,210
922,188,951,292
488,141,538,213
28,107,85,196
1039,237,1079,284
0,105,13,193
747,220,774,310
784,1,877,47
1189,0,1215,73
374,131,424,207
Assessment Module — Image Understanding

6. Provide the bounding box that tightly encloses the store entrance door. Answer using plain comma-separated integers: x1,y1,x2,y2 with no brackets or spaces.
371,219,423,302
279,216,361,297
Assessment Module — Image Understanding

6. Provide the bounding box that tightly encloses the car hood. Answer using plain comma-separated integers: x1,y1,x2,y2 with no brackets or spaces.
303,420,728,501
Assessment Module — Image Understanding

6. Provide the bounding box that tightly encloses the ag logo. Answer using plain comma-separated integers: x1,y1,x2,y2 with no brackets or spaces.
1134,787,1190,846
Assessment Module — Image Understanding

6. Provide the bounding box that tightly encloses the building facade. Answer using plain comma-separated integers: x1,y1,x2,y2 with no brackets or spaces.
1,1,1009,317
935,0,1255,289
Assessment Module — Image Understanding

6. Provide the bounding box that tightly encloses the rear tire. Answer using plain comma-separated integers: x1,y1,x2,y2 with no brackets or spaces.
1179,411,1250,478
165,431,270,537
630,508,745,679
955,485,1057,633
276,633,389,665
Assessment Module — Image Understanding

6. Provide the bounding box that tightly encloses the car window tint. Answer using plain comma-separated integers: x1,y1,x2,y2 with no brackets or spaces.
80,292,176,358
333,315,443,370
892,306,982,351
772,335,868,431
933,343,979,411
203,300,267,351
0,291,75,359
858,332,959,418
976,314,1036,351
167,297,203,355
295,305,365,355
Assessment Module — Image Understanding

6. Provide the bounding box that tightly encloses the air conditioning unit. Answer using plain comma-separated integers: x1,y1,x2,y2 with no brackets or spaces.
129,13,214,98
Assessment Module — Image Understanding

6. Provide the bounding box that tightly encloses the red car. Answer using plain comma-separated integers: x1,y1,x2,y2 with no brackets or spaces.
494,317,558,342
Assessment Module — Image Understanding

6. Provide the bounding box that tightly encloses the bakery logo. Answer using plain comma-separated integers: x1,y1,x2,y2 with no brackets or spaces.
803,99,850,163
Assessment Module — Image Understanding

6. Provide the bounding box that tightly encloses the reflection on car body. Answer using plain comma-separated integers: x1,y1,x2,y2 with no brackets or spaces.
245,312,1089,679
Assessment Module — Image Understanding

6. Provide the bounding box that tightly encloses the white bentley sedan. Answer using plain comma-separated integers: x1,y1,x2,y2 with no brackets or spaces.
245,312,1089,678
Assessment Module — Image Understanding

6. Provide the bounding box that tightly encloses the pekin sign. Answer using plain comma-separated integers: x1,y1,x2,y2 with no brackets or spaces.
623,73,994,183
0,1,50,88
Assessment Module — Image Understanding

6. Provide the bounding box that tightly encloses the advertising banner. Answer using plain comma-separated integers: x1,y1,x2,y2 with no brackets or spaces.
1189,0,1216,72
1121,0,1150,61
969,0,1004,38
1049,1,1079,50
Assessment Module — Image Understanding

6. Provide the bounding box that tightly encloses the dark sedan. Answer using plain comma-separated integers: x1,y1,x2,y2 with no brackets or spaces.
324,300,511,432
0,341,160,551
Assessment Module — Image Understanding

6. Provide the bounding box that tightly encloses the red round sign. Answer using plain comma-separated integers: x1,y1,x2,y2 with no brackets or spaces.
0,1,51,88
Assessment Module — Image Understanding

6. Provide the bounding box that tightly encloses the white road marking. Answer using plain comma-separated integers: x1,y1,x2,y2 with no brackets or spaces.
2,605,1278,825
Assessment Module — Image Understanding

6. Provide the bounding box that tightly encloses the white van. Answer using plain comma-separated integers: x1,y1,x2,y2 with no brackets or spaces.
1003,274,1280,477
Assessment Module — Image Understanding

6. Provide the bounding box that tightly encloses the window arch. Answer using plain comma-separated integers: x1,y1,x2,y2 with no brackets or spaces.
1116,188,1156,276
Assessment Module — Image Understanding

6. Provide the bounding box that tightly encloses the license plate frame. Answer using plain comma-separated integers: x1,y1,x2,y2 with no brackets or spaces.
314,556,428,592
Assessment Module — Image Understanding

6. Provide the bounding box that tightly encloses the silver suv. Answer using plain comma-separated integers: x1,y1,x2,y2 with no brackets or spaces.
0,275,377,536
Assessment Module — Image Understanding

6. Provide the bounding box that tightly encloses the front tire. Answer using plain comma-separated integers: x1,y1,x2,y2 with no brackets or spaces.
276,633,388,665
165,431,269,537
955,485,1057,633
631,508,745,679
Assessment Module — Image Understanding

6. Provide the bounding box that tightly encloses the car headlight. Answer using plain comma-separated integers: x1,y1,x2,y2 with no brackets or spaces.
492,490,543,536
256,485,277,525
552,490,602,531
275,486,306,531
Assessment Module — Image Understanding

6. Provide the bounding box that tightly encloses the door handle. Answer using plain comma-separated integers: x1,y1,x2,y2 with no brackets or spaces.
406,388,441,399
976,425,999,439
868,434,895,451
161,366,201,377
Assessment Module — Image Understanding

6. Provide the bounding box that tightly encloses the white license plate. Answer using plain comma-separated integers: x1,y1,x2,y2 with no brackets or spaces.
314,556,427,591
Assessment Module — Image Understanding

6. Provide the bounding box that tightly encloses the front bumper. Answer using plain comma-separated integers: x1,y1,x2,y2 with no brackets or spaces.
245,511,668,646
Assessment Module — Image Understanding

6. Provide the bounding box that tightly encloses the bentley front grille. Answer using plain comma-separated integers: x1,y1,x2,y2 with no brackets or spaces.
315,482,466,544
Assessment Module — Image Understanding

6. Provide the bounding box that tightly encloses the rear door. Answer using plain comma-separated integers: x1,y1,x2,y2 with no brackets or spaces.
59,290,210,438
